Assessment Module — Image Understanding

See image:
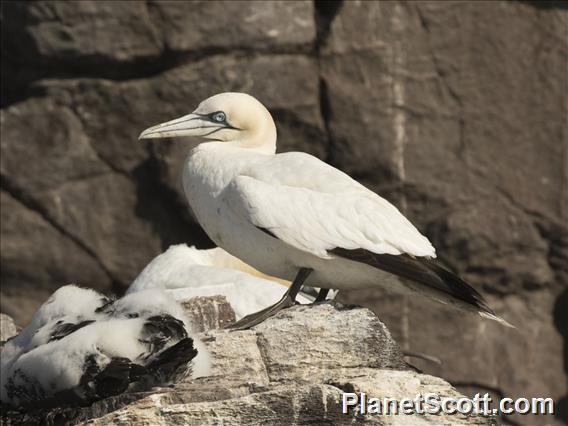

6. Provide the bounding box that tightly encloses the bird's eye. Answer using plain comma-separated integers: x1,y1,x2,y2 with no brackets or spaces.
212,112,226,122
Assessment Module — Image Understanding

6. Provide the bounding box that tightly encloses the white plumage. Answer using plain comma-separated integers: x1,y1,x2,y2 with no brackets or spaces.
127,244,313,319
223,152,435,258
1,285,210,409
139,92,511,327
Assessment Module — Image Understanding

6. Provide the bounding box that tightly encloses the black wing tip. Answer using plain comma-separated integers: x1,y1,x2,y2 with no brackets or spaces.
420,258,495,314
91,357,138,399
330,247,495,315
146,337,198,381
79,355,142,403
48,320,96,342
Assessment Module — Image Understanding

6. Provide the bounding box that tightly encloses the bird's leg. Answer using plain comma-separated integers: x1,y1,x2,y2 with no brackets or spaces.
313,288,329,303
227,267,313,330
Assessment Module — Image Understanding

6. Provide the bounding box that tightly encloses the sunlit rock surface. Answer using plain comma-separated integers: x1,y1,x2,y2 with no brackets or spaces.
2,302,493,425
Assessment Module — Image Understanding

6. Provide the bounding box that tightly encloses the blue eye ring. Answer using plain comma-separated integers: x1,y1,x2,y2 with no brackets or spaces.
212,112,226,122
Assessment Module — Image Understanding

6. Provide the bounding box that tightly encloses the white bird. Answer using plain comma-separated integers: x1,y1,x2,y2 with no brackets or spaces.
139,92,511,329
127,244,316,319
0,285,210,409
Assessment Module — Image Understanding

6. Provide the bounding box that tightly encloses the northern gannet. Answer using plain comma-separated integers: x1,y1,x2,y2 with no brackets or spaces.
139,92,511,329
0,285,210,409
127,244,315,319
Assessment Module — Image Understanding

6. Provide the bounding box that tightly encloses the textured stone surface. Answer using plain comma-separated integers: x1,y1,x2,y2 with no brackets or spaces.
340,286,566,426
148,1,315,52
320,3,567,424
320,0,565,294
181,295,236,332
1,2,566,425
0,313,18,342
253,303,406,382
0,191,112,323
1,303,493,425
1,1,316,106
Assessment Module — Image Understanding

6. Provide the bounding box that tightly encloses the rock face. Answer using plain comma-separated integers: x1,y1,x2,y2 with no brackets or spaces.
181,295,236,332
1,1,566,425
0,313,18,343
1,303,493,425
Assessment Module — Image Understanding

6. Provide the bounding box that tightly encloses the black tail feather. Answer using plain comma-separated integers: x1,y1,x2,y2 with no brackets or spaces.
146,338,197,382
330,248,494,315
48,320,96,342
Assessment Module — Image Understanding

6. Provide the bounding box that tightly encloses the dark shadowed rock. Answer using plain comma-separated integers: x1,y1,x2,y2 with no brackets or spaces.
0,192,112,324
148,1,315,52
25,52,325,208
1,97,110,192
35,173,164,286
321,4,567,424
321,1,566,292
7,2,163,64
1,1,315,107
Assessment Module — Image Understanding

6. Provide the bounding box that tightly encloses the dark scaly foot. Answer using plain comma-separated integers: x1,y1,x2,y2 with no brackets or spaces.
313,288,330,303
227,267,312,330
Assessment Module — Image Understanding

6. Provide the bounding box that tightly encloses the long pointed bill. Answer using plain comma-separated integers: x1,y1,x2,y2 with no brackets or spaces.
138,113,223,140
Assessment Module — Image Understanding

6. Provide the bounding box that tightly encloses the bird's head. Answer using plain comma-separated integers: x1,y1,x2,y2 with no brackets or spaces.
139,92,276,152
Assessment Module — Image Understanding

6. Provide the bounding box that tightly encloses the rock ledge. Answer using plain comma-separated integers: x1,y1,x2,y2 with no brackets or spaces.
2,302,493,425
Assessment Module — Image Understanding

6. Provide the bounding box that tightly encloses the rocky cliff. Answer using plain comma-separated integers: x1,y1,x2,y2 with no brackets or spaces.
1,301,495,425
1,1,566,425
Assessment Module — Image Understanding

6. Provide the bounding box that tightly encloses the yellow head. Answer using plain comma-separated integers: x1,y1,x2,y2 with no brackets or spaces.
139,92,276,153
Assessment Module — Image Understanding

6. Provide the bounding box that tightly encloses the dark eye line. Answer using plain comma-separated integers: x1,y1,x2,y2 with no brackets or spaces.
209,111,225,122
196,111,241,130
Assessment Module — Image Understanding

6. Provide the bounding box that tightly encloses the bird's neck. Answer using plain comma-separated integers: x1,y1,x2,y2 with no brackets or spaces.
225,139,276,154
233,111,277,154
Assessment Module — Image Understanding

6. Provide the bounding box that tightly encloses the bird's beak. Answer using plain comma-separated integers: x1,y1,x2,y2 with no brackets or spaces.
138,113,223,140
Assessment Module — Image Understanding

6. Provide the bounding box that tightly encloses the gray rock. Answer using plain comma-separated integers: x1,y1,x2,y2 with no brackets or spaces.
201,329,270,390
1,98,110,193
0,192,112,324
14,2,163,63
0,313,18,342
340,287,566,426
181,295,236,332
3,0,314,69
1,303,493,425
148,1,315,53
321,4,567,424
252,303,407,382
31,173,163,287
2,1,315,105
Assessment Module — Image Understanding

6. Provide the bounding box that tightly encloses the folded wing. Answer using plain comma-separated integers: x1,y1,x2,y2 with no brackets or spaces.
224,152,436,259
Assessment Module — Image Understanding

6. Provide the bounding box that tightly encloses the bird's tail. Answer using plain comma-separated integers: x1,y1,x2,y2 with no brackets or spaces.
421,258,516,328
146,338,198,383
479,311,516,328
330,248,515,328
